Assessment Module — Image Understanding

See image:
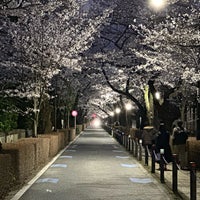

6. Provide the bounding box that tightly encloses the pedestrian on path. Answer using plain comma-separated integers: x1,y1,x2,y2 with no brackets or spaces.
172,120,189,169
141,126,157,156
155,121,173,170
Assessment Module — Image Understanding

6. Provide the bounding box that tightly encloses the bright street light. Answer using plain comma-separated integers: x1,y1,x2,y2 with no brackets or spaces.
155,91,161,100
125,103,132,127
148,0,167,11
110,111,114,116
115,108,121,114
125,103,132,111
115,108,121,122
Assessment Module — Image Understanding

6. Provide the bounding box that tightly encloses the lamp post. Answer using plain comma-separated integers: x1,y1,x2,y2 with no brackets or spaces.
125,103,132,127
155,91,161,100
115,108,121,123
110,111,114,126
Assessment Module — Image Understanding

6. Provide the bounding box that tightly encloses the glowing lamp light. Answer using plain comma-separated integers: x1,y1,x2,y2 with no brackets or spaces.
125,103,132,111
93,118,101,128
148,0,167,11
110,112,114,116
155,92,161,100
72,110,78,117
115,108,121,114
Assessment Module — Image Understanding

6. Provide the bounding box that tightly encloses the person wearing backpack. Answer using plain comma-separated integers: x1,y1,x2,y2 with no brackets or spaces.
172,120,189,169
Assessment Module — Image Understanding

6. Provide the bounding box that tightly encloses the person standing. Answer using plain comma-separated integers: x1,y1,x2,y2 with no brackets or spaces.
172,120,189,169
141,126,157,164
155,122,172,170
142,126,157,151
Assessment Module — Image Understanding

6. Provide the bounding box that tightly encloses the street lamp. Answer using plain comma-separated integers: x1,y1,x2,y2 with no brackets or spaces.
155,91,161,100
125,103,132,127
125,103,132,111
148,0,167,11
110,111,115,126
110,111,114,117
115,108,121,122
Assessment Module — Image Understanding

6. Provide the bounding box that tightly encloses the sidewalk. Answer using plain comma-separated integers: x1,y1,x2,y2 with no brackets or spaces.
123,141,200,200
151,162,200,200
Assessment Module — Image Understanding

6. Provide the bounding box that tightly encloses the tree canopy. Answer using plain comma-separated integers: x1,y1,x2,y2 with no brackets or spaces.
0,0,199,132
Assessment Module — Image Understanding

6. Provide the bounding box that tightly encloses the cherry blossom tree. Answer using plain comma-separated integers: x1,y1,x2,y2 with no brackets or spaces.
0,0,199,134
0,0,114,135
129,0,200,129
81,0,199,130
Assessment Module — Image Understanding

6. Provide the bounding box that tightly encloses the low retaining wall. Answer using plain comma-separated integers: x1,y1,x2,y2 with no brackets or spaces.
69,128,76,141
76,124,83,134
187,138,200,168
0,154,15,200
0,126,80,200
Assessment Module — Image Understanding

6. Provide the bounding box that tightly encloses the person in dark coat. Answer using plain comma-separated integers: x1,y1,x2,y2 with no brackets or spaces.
155,122,173,170
172,120,188,169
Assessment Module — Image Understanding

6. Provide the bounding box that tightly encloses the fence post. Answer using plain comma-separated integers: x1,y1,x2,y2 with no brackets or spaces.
134,139,138,157
124,134,127,148
144,145,149,166
138,139,142,161
190,162,196,200
124,134,126,148
151,145,156,173
122,132,125,146
160,149,165,183
119,131,122,145
132,139,135,156
128,135,131,151
172,154,178,193
125,135,128,149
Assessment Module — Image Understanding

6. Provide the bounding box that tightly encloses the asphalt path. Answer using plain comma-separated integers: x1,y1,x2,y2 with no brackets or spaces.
12,127,179,200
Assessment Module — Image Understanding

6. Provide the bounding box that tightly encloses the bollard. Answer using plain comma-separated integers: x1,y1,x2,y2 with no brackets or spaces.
190,162,196,200
124,134,126,148
126,135,128,149
138,139,142,161
128,135,131,151
122,132,125,146
120,132,123,145
123,134,126,147
160,149,165,183
172,154,178,193
125,135,128,149
151,145,156,173
144,145,149,166
134,139,138,157
132,139,135,156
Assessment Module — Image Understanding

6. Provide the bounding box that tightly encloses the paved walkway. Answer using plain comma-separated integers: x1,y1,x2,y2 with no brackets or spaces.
124,137,200,200
148,160,200,200
10,127,180,200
